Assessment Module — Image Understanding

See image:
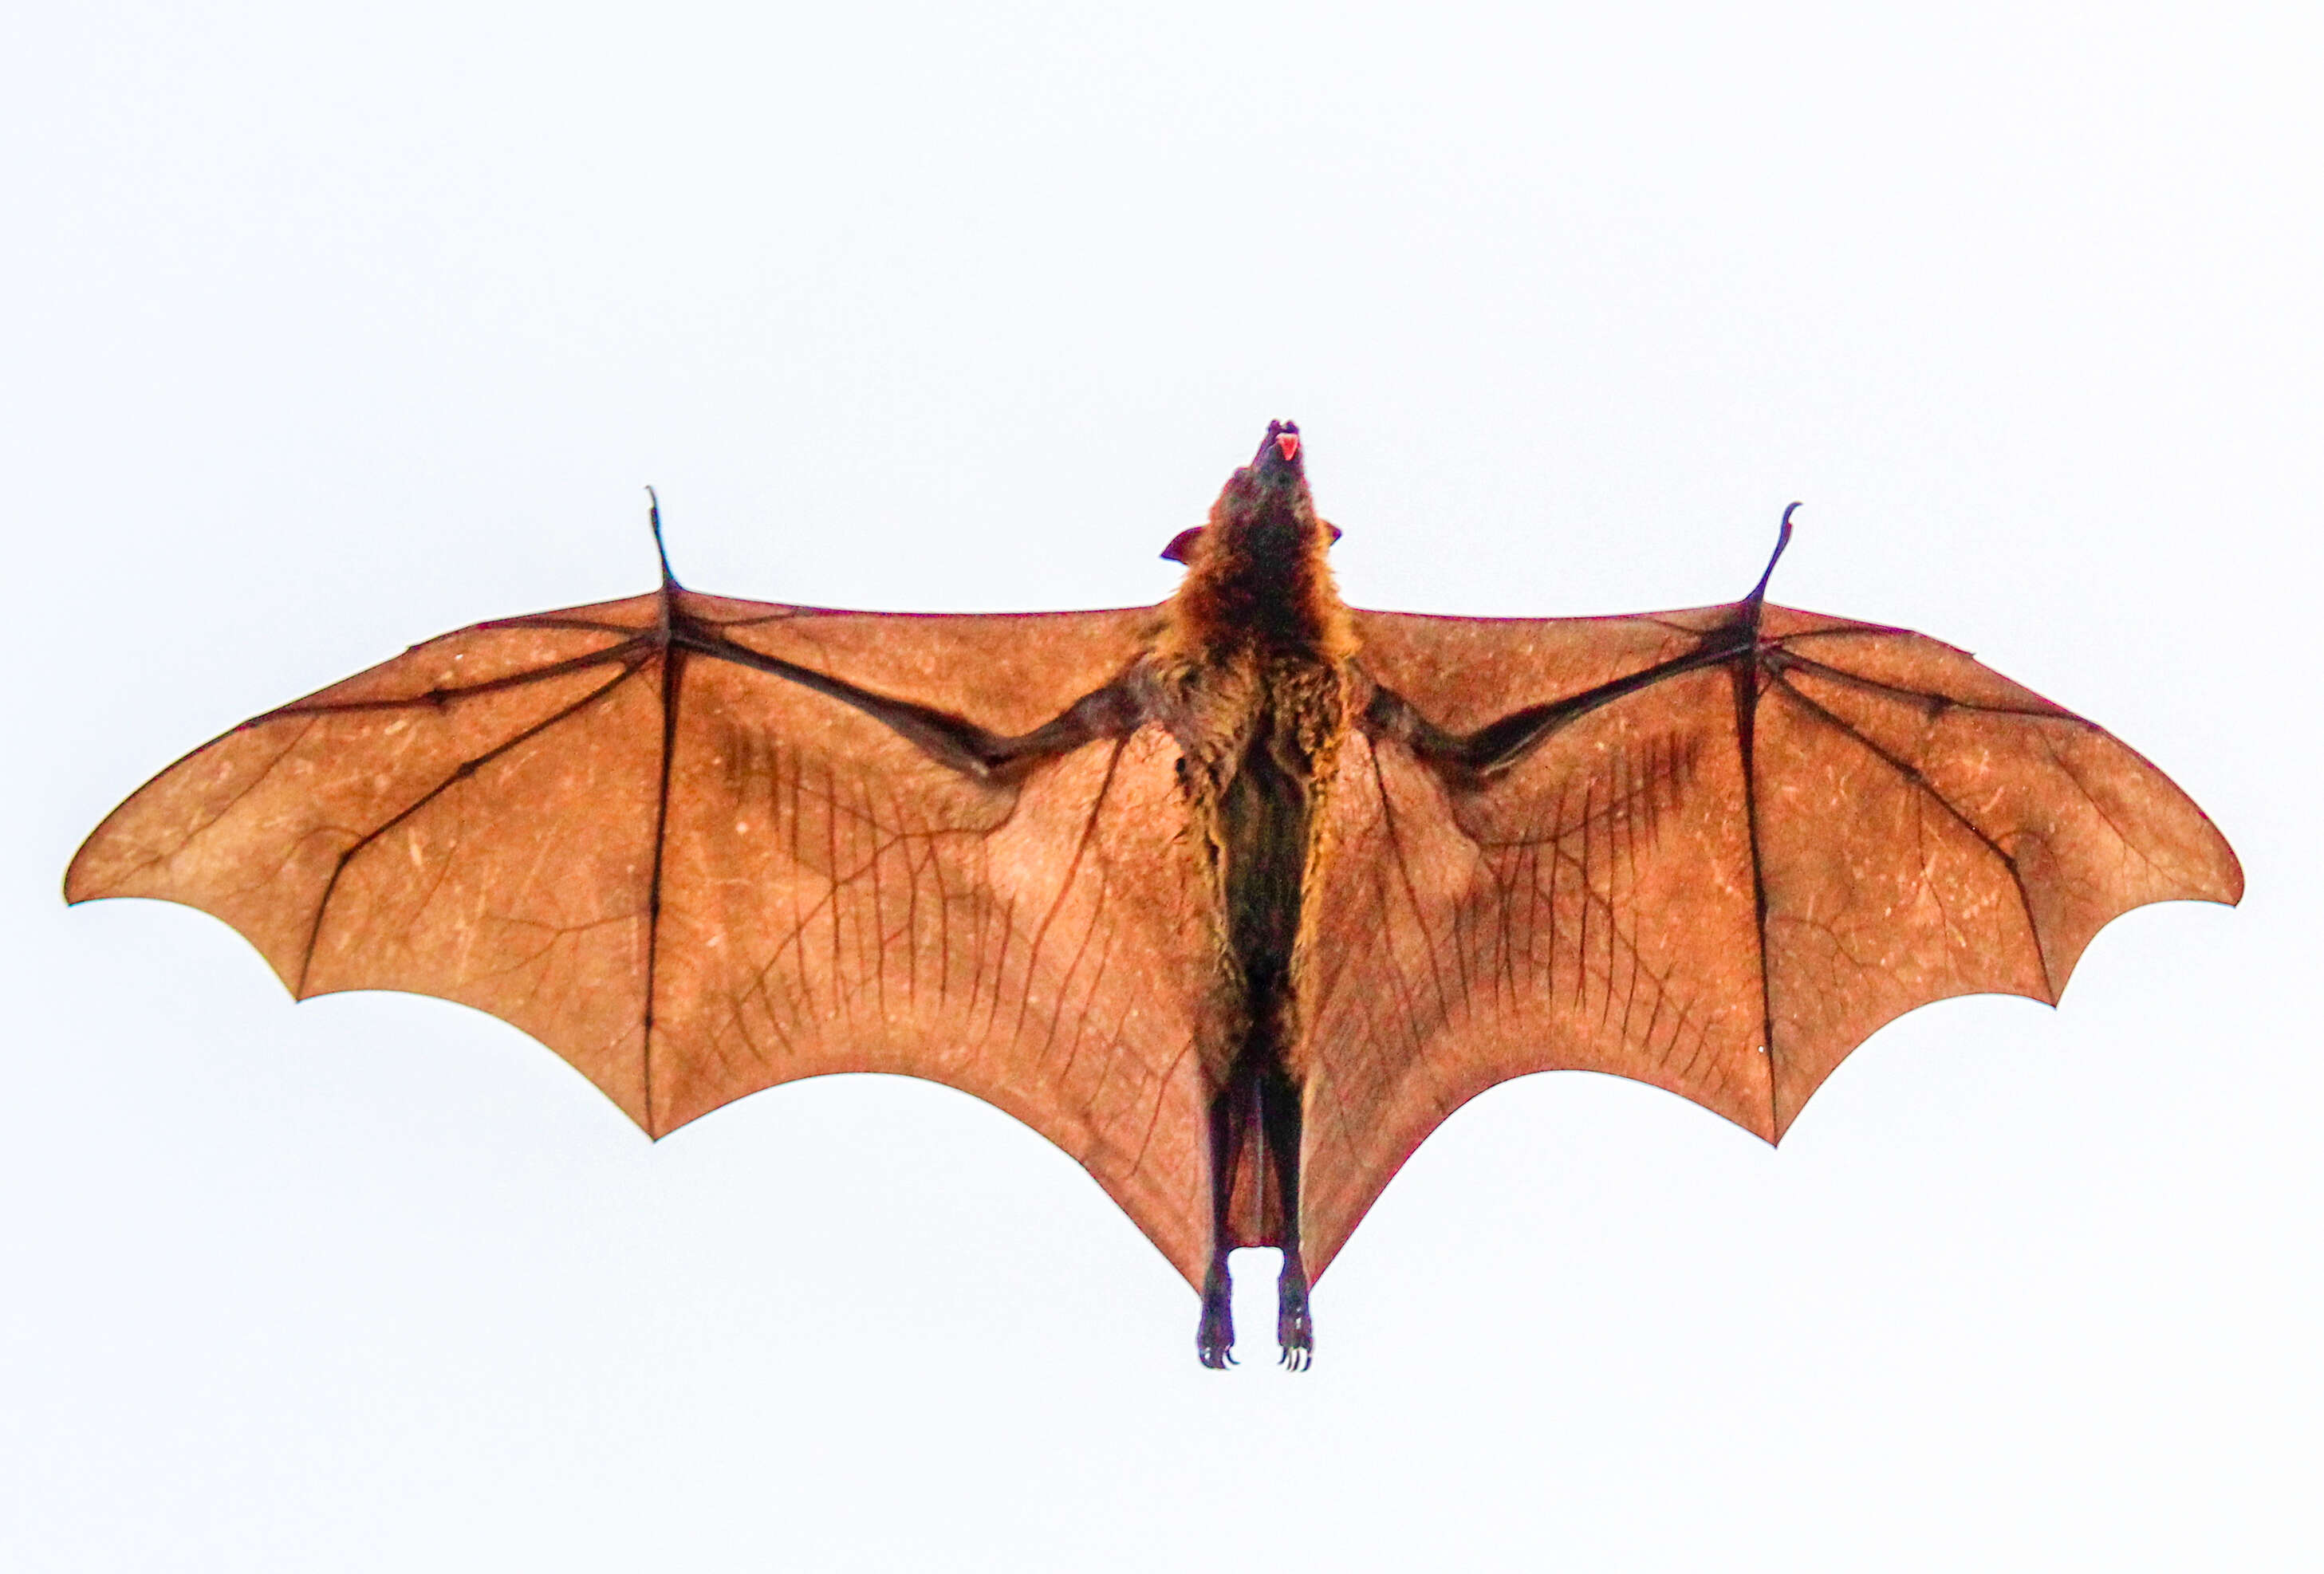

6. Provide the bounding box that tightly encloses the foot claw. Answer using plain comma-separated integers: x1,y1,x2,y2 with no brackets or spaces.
1196,1259,1235,1369
1275,1257,1314,1372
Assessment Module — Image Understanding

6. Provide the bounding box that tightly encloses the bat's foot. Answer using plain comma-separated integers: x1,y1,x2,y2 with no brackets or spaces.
1197,1259,1236,1368
1276,1257,1313,1371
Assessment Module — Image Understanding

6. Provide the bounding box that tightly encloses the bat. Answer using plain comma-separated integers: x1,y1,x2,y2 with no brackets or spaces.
67,422,2242,1368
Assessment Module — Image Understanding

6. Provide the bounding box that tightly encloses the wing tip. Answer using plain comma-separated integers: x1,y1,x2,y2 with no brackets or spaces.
2215,840,2247,908
62,824,123,907
61,847,137,909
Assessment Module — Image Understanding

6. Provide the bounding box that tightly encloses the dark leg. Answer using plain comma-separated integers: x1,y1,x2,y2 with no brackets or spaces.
1197,1255,1234,1369
1260,1068,1313,1371
1195,1078,1245,1368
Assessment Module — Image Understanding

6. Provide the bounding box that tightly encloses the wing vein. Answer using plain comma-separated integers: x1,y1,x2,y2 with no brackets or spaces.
294,662,642,996
640,647,686,1132
1768,671,2051,998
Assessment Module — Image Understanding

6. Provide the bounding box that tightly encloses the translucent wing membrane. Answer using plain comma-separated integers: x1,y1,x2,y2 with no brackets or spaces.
1299,604,2240,1273
68,590,1227,1285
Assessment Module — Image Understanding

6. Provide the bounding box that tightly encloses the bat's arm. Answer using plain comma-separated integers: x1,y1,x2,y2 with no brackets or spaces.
1365,508,1805,779
1360,627,1753,781
676,623,1147,780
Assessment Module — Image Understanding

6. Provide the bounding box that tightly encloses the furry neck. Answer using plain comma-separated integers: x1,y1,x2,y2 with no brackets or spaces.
1164,489,1356,664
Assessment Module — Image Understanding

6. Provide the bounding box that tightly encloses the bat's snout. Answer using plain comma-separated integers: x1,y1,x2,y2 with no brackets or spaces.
1255,419,1304,478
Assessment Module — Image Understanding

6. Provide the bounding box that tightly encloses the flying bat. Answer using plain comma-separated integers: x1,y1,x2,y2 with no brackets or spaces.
68,423,2242,1367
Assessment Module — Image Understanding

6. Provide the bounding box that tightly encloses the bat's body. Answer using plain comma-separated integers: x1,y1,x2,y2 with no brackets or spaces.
1150,423,1354,1365
69,423,2241,1368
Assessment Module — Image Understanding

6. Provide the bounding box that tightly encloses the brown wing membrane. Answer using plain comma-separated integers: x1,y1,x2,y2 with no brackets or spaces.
1298,602,2242,1275
67,589,1227,1286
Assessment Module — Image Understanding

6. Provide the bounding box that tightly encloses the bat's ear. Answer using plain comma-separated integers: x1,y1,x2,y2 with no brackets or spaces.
1160,526,1206,564
1325,520,1343,545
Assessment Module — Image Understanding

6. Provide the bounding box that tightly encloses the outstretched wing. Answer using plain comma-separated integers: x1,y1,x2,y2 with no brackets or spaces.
1295,601,2242,1274
68,588,1226,1285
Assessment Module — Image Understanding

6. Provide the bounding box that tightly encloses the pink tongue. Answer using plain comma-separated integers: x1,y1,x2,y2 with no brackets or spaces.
1276,432,1300,462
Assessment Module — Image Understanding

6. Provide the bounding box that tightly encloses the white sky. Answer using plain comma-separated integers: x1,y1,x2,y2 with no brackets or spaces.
6,3,2318,1569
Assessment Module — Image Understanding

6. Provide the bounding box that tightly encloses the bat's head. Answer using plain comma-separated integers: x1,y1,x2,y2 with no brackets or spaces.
1162,422,1343,567
1158,421,1354,657
1226,420,1308,511
1175,420,1331,553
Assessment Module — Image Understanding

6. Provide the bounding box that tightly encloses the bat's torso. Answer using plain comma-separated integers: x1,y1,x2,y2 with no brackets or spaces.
1152,649,1349,1043
1149,483,1356,1081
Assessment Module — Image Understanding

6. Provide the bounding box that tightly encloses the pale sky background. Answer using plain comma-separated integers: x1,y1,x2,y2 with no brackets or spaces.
6,4,2318,1570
